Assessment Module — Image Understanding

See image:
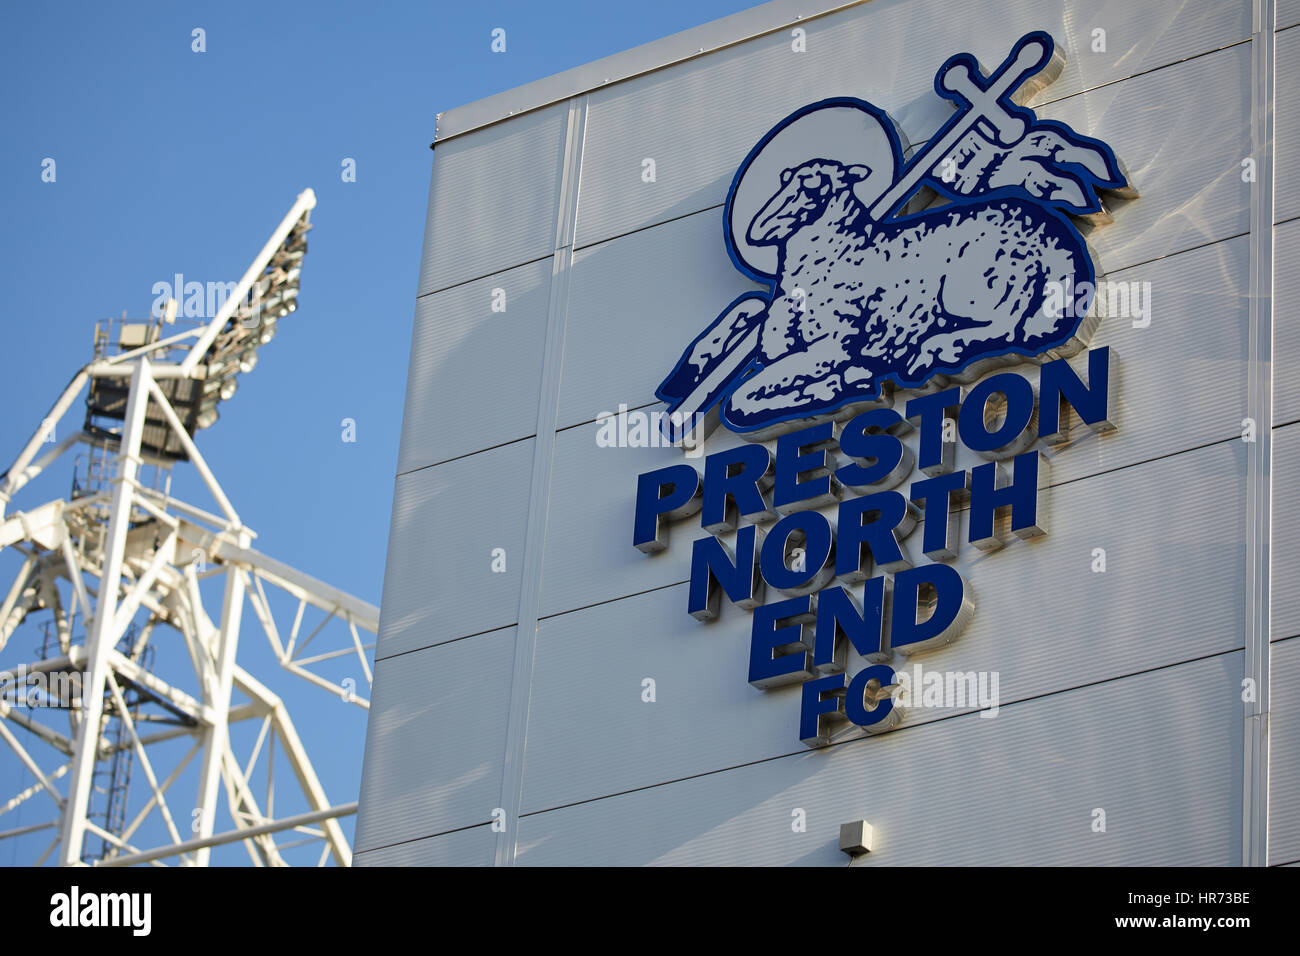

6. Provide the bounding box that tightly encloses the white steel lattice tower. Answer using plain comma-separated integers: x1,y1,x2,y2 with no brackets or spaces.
0,190,376,866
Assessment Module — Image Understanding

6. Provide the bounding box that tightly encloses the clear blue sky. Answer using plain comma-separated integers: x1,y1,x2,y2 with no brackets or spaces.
0,0,758,864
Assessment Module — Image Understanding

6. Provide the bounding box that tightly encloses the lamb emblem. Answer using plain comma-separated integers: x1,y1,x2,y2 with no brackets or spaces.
657,31,1137,441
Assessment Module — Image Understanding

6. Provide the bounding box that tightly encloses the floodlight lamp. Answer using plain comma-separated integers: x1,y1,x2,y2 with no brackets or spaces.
207,355,235,378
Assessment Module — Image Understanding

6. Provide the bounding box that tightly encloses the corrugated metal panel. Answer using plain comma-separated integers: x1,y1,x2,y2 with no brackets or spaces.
398,258,552,473
1267,638,1300,864
516,651,1243,865
558,210,1249,442
355,823,498,866
1018,2,1252,109
418,102,568,296
538,235,1249,622
436,1,1251,145
1277,222,1300,425
355,628,516,853
1278,28,1300,223
539,426,696,618
523,440,1245,813
432,1,863,142
370,0,1279,866
377,440,533,659
1272,424,1300,641
1065,238,1249,472
557,211,766,431
1282,2,1300,30
574,2,1251,250
1035,45,1251,273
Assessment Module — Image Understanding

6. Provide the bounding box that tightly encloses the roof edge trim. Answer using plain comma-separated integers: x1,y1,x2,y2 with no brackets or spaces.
431,0,870,146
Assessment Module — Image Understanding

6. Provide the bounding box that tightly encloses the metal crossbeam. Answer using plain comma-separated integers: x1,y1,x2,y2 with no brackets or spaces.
0,191,373,867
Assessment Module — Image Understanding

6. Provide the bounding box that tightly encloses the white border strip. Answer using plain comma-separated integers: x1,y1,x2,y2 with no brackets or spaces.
494,94,588,866
1242,0,1275,867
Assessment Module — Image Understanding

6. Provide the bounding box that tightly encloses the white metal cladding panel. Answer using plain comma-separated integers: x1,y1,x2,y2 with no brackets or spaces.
377,440,533,659
558,214,1248,440
572,0,1251,250
537,237,1249,620
1284,1,1300,30
367,0,1275,867
946,47,1253,270
539,426,696,618
544,53,1254,446
1035,45,1252,272
355,823,497,866
1277,220,1300,425
515,651,1243,865
354,627,515,853
398,258,552,474
523,440,1246,814
1270,638,1300,864
418,102,568,296
1279,28,1300,224
1272,423,1300,641
557,211,766,431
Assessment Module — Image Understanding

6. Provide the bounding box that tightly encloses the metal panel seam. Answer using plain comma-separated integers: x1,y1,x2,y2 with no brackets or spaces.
433,0,870,143
1244,0,1276,867
493,94,588,867
513,648,1248,835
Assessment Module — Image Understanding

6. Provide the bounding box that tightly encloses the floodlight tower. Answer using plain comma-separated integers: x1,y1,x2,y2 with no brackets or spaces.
0,190,377,866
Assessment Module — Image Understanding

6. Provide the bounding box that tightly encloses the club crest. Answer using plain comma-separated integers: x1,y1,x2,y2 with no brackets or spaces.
656,31,1137,442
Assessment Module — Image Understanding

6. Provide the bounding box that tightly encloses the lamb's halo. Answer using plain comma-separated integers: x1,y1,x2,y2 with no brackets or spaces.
727,100,906,279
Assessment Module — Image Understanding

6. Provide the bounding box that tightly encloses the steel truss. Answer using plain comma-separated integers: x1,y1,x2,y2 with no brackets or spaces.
0,190,376,866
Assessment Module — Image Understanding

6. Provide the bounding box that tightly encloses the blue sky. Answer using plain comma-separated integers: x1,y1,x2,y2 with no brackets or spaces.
0,0,757,865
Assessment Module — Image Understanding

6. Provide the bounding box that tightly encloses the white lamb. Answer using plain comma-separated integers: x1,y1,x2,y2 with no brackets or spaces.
724,158,1089,428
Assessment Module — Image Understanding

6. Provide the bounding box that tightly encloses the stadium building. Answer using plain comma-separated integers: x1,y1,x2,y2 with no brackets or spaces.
354,0,1299,866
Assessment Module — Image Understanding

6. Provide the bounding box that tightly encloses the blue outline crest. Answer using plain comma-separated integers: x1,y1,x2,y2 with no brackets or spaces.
655,31,1132,438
